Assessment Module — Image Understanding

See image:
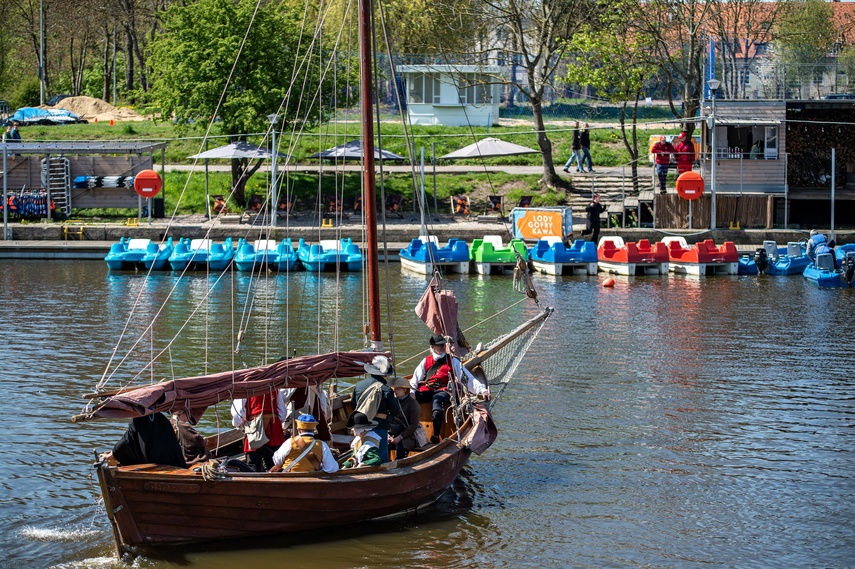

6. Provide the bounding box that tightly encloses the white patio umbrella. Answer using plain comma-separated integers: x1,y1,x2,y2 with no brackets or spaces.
440,137,539,159
309,139,406,161
189,142,290,218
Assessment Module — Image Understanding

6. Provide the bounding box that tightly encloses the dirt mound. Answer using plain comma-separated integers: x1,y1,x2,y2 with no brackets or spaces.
49,96,145,122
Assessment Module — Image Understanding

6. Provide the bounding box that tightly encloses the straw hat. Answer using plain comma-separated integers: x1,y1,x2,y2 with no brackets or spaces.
388,376,411,390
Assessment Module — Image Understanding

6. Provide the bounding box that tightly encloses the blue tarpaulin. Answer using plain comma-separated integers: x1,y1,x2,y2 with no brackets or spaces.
7,107,84,125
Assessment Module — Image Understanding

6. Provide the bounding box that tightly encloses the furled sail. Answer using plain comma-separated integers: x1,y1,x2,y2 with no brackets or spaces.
74,351,385,423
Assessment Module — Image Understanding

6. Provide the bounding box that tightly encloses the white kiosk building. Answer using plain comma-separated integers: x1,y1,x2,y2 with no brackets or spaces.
396,64,504,127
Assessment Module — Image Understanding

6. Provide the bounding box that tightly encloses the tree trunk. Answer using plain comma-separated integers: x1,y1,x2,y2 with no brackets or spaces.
102,25,111,102
531,98,563,189
125,25,134,91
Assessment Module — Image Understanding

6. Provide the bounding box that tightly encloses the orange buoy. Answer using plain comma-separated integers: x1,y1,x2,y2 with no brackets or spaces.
603,277,616,288
133,169,163,198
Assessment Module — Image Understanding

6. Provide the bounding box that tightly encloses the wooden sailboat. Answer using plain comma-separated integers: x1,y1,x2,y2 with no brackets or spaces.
76,0,552,557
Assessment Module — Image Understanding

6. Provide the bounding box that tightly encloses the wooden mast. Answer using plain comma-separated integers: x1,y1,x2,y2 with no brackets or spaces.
360,0,382,351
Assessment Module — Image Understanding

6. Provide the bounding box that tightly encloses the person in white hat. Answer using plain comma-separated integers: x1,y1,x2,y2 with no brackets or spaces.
270,414,338,473
350,355,404,463
411,333,490,443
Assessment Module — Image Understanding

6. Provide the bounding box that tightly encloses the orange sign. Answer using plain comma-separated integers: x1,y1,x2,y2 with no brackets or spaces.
676,171,704,201
133,169,163,198
514,210,564,239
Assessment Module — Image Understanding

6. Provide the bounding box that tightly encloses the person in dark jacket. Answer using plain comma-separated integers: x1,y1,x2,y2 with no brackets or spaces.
388,376,421,459
580,123,594,172
563,121,583,172
351,355,404,462
581,194,605,244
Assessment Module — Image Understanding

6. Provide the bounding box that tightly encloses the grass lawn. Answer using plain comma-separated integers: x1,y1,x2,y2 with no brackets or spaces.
16,107,681,218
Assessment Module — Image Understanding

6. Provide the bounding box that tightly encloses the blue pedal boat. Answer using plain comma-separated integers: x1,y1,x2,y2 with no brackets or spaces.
169,238,235,271
528,237,598,275
399,235,470,275
234,238,298,272
297,238,362,272
105,237,173,271
803,251,855,288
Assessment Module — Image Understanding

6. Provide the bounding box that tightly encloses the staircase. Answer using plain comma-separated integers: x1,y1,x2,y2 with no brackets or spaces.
40,157,72,217
565,169,655,231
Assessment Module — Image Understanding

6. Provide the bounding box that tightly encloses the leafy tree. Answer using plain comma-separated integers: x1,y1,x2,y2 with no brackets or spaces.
774,0,839,98
709,0,784,100
565,2,657,193
472,0,596,190
631,0,714,134
149,0,345,206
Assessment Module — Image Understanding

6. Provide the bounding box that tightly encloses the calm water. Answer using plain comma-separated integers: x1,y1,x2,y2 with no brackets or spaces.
1,260,854,569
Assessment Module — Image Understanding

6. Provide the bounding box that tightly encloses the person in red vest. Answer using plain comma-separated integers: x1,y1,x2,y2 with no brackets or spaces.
409,333,490,443
673,132,695,176
231,389,289,472
652,136,675,194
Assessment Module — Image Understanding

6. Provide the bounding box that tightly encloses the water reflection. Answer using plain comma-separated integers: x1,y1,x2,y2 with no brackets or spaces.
2,261,854,568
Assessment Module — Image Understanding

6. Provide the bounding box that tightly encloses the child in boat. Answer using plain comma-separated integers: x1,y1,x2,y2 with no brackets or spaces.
343,412,383,468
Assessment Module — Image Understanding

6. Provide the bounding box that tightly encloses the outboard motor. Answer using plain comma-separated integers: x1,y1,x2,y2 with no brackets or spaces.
842,254,855,286
754,247,769,274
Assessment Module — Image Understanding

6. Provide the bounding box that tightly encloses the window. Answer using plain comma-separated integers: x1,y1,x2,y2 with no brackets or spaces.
764,126,778,159
754,42,768,56
712,124,779,160
739,68,751,87
409,74,440,104
457,74,490,105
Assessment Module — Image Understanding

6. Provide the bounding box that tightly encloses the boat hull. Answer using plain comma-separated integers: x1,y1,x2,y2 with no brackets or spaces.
399,257,469,275
668,261,738,276
530,260,597,276
597,260,668,276
96,439,471,551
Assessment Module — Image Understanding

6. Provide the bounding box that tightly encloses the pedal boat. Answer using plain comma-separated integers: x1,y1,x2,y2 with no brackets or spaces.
105,237,173,271
169,238,235,271
661,236,738,276
399,235,470,275
234,238,298,272
469,235,527,275
596,236,669,275
528,236,597,275
297,238,363,272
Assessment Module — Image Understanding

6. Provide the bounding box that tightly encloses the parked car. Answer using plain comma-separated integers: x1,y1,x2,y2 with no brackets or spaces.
822,93,855,100
47,94,71,106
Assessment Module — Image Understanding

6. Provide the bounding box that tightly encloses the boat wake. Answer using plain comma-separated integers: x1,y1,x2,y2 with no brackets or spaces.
21,524,100,542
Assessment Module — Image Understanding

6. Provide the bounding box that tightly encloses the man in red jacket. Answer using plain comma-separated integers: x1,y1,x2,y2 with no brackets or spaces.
673,132,695,176
652,136,674,194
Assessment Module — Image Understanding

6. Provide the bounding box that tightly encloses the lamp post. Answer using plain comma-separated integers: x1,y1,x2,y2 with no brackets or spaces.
707,78,720,230
267,113,280,227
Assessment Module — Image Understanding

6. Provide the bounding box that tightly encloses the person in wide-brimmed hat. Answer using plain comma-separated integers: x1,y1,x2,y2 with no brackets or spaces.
410,333,490,444
270,413,338,473
387,376,422,458
349,355,404,464
343,412,382,468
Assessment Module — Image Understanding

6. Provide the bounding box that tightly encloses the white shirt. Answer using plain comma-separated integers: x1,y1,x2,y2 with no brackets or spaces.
230,389,292,428
410,349,488,395
272,434,339,473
